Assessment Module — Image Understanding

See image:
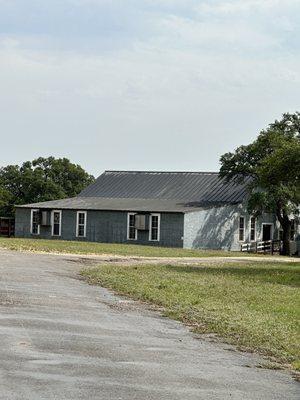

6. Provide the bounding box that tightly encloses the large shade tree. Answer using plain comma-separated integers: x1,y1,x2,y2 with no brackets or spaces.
219,112,300,255
0,157,95,217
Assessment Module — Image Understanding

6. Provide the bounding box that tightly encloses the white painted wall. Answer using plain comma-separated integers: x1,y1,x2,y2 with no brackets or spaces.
183,204,277,251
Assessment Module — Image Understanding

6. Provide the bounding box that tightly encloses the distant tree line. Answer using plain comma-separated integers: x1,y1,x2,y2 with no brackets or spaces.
0,157,95,217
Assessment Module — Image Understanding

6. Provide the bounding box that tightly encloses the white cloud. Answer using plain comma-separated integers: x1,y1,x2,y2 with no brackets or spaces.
159,15,280,51
0,0,299,174
197,0,300,15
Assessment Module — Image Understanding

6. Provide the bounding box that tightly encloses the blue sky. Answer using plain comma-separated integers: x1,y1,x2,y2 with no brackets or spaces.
0,0,299,176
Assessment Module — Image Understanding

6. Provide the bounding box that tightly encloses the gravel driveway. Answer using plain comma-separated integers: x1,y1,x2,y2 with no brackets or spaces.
0,249,299,400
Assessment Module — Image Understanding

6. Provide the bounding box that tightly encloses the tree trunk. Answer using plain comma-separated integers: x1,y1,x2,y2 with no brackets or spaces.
281,222,291,256
276,204,291,256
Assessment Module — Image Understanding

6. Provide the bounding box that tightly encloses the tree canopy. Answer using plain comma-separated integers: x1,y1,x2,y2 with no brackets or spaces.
0,157,95,217
219,112,300,255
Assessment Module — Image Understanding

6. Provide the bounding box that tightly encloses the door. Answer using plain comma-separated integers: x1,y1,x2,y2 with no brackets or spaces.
262,224,272,241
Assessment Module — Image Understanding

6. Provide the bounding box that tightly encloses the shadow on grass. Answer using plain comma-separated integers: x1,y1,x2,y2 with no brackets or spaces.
164,264,300,288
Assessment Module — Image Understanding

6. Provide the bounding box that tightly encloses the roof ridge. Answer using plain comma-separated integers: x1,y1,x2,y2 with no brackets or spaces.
104,170,220,175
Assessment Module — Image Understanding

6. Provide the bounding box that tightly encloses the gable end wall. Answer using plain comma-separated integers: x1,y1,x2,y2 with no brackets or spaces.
183,204,278,251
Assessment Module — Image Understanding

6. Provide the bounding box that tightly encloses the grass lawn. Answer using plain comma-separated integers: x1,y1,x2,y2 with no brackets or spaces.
0,237,254,258
82,261,300,370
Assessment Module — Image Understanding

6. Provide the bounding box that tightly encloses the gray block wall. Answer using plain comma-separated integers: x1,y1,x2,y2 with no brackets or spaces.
183,204,277,251
15,208,184,248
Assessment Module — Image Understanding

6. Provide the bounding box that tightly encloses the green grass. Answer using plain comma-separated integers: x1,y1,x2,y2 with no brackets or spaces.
0,237,254,258
82,261,300,370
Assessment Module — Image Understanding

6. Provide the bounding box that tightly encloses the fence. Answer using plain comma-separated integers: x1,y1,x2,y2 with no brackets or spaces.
241,240,282,255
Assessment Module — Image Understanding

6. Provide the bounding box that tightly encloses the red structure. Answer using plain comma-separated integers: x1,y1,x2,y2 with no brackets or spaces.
0,217,15,237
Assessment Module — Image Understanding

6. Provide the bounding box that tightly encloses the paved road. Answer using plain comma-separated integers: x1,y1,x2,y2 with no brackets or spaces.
0,250,299,400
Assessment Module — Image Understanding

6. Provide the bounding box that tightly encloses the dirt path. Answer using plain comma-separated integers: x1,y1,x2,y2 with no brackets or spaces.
2,247,298,266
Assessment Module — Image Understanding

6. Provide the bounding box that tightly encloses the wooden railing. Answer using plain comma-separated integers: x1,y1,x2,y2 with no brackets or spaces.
241,240,283,254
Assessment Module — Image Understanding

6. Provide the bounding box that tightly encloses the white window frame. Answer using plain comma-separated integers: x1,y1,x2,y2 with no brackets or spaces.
149,213,161,242
238,216,245,242
51,210,62,237
127,212,137,240
30,209,40,235
76,211,87,238
249,216,256,242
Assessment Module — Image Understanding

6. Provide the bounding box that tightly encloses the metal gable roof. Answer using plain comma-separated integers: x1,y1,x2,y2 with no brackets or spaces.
17,197,209,213
78,170,248,204
17,171,249,212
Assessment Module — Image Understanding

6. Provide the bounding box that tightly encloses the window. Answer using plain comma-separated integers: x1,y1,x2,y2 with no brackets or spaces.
250,217,256,242
127,213,137,240
30,209,40,235
239,216,245,242
52,210,62,236
149,213,160,241
76,211,87,238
